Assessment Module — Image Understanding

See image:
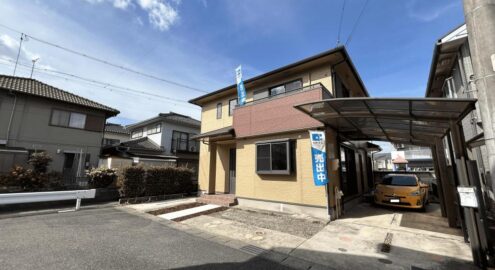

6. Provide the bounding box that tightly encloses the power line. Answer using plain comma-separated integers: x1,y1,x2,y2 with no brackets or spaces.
0,58,200,109
336,0,347,46
345,0,370,46
0,22,209,94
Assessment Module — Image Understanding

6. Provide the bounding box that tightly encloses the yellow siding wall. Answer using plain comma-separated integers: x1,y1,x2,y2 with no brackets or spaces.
198,142,211,192
234,129,339,207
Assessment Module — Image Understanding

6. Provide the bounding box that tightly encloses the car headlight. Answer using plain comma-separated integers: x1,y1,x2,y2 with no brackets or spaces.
409,190,420,196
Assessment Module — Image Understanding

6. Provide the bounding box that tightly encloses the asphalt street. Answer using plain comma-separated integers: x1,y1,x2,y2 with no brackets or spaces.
0,207,294,270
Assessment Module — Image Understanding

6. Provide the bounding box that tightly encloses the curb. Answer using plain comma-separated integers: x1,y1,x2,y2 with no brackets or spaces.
0,202,118,220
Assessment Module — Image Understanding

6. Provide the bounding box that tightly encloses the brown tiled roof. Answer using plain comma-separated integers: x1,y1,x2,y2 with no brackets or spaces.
0,75,119,116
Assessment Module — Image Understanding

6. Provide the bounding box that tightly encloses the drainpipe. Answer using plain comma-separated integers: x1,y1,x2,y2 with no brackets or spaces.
5,91,17,145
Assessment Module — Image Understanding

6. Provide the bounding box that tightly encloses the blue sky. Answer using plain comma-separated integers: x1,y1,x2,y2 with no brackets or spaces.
0,0,464,132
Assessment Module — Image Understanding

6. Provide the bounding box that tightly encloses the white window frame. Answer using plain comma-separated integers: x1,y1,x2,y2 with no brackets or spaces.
131,129,143,139
147,123,161,135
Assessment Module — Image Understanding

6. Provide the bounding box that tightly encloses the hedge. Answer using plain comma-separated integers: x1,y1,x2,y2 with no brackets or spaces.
119,166,195,198
118,166,145,198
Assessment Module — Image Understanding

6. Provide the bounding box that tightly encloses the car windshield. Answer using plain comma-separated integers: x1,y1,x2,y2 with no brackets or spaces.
381,175,417,186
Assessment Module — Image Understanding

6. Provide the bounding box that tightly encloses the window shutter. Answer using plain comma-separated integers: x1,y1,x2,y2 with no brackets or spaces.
84,114,105,132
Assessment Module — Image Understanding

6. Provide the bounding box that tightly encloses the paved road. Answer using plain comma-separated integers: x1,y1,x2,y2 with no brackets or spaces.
0,207,293,270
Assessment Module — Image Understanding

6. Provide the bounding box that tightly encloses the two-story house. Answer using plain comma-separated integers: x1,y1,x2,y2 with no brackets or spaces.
0,75,119,185
189,46,373,218
103,123,130,146
101,112,200,174
425,24,490,193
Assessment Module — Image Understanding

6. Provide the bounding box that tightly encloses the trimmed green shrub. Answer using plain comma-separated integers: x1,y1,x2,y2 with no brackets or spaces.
118,166,145,198
86,167,117,188
118,166,196,198
144,167,168,196
175,167,194,194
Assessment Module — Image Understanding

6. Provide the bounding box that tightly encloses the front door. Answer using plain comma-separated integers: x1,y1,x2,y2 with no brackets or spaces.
229,148,236,194
62,153,78,186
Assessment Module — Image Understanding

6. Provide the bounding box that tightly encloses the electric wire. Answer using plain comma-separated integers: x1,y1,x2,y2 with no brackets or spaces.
0,58,200,109
0,22,209,94
345,0,370,46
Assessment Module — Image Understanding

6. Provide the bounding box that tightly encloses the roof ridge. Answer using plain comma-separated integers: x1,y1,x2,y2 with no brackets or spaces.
0,74,119,115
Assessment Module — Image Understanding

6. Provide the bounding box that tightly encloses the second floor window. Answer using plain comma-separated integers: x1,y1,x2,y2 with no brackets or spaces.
147,123,161,134
216,103,222,119
51,109,87,129
131,129,143,139
172,131,189,152
229,98,238,116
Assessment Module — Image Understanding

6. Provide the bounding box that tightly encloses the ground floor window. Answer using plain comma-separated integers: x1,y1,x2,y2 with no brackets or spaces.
256,140,293,174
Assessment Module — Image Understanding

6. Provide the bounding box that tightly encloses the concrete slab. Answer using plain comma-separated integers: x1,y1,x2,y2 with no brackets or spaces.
124,197,197,212
158,204,221,220
290,203,476,270
181,214,306,254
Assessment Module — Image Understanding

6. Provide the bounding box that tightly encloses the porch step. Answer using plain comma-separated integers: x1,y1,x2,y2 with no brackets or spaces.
158,204,223,221
196,194,237,207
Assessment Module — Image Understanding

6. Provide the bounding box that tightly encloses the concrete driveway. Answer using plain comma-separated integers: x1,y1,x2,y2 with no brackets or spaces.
291,203,477,270
0,207,295,270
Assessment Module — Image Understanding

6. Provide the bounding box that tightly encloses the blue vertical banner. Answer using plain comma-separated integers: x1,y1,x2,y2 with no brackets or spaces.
235,65,247,105
309,130,329,186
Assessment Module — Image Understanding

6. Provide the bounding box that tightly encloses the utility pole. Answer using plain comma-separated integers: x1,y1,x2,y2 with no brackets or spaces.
30,58,39,78
463,0,495,203
13,33,24,76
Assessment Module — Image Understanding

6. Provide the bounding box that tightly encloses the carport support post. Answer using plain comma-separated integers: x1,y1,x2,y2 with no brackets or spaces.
431,144,447,217
434,139,457,227
451,121,486,267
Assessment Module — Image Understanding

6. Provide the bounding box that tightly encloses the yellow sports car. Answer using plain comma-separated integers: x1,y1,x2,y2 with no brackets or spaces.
373,174,429,210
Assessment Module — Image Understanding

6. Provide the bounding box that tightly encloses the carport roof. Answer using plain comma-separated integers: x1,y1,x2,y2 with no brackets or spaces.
294,98,477,146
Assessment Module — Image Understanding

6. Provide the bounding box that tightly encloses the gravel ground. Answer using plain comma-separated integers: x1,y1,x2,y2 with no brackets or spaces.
210,207,327,238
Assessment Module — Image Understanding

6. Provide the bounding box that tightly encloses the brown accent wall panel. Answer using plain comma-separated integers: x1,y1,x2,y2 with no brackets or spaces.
85,114,105,132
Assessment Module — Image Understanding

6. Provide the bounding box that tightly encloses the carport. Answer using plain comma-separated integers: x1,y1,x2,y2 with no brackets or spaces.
294,97,491,267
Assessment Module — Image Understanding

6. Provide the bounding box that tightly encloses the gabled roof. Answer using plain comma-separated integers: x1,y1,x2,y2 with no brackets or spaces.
189,46,368,106
425,24,468,97
105,123,130,135
101,137,177,160
126,112,200,129
0,75,119,116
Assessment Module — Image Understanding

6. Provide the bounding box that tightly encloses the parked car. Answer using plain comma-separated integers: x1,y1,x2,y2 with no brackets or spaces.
373,174,429,210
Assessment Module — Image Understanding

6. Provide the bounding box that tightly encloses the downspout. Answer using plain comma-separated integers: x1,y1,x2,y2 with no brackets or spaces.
5,91,17,144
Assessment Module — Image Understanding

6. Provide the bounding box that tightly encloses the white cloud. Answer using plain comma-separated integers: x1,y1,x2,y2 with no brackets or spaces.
136,0,179,31
112,0,132,9
406,0,460,22
82,0,179,31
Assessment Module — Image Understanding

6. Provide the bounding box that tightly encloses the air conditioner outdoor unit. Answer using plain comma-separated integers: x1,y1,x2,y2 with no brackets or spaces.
0,139,7,145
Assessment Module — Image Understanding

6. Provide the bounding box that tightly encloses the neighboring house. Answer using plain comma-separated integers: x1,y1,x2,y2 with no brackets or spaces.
394,144,434,171
425,24,489,187
189,46,375,218
101,112,200,174
373,152,393,171
0,75,119,185
103,123,130,146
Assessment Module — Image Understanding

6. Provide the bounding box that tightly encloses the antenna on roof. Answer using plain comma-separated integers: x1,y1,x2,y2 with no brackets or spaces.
30,57,40,79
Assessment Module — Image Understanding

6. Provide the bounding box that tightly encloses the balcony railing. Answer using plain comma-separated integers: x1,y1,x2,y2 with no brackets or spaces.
239,82,332,107
171,139,199,153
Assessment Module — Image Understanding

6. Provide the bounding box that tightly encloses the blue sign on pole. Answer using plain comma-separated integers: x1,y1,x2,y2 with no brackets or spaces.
309,130,329,186
235,65,246,105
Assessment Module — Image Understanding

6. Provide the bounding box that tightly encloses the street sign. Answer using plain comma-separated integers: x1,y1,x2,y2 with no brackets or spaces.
457,186,479,208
